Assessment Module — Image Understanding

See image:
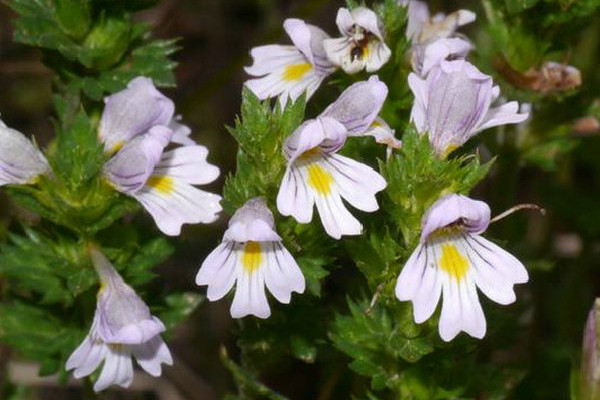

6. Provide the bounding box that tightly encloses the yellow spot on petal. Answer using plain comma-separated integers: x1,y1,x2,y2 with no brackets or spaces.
371,120,383,127
441,143,459,158
111,141,125,153
439,243,469,281
306,163,334,195
146,176,174,194
283,63,312,82
242,241,262,273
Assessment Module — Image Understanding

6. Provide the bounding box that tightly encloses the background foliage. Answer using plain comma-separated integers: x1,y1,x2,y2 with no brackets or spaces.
0,0,599,399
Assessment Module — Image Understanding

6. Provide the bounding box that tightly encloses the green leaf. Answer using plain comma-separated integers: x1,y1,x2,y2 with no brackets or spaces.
158,292,205,332
223,89,306,214
0,302,84,376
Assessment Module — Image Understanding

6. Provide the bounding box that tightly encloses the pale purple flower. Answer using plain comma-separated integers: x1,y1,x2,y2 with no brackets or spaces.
101,77,223,236
245,18,336,107
104,133,222,236
66,247,172,392
395,194,529,342
408,60,529,156
276,77,388,239
99,77,175,153
323,7,391,74
0,119,49,186
196,197,305,319
401,0,476,44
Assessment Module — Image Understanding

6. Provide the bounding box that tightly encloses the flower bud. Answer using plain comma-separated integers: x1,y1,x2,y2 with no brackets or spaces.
581,299,600,400
82,13,131,70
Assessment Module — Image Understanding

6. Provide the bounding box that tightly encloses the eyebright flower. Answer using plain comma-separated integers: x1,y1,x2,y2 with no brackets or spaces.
408,60,529,156
103,128,222,236
323,7,391,74
0,119,49,187
100,77,222,235
196,197,305,319
245,18,336,108
401,1,475,76
66,247,172,392
395,194,529,342
401,0,476,44
277,77,388,239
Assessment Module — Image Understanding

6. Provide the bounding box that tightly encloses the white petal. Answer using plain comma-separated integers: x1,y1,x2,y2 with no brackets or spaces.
365,40,391,72
263,242,305,303
395,244,427,301
408,73,428,132
0,120,49,186
244,45,304,76
94,347,134,392
476,101,529,132
153,145,220,185
133,336,173,377
412,243,443,323
231,261,270,319
322,154,386,212
466,235,529,284
196,242,238,301
224,198,281,242
277,166,315,223
459,235,517,305
169,117,195,146
134,178,222,236
312,185,362,239
67,335,108,379
351,7,385,40
439,273,486,341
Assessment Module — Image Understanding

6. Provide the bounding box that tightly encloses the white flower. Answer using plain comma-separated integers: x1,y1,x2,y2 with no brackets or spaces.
245,18,336,108
401,0,476,44
66,247,172,392
104,129,223,235
196,197,305,319
408,60,529,156
0,119,49,186
395,194,529,342
276,77,388,239
400,1,475,76
100,77,223,236
323,7,391,74
99,77,175,153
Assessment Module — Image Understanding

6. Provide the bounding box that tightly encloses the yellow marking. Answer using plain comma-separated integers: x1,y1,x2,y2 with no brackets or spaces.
442,143,459,158
306,163,334,195
146,176,174,194
283,63,312,82
439,243,469,281
111,140,125,153
299,148,321,160
242,241,262,273
371,120,382,128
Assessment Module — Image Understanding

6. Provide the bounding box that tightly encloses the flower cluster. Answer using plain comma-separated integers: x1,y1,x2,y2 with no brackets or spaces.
244,7,391,105
0,1,536,392
403,0,528,157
